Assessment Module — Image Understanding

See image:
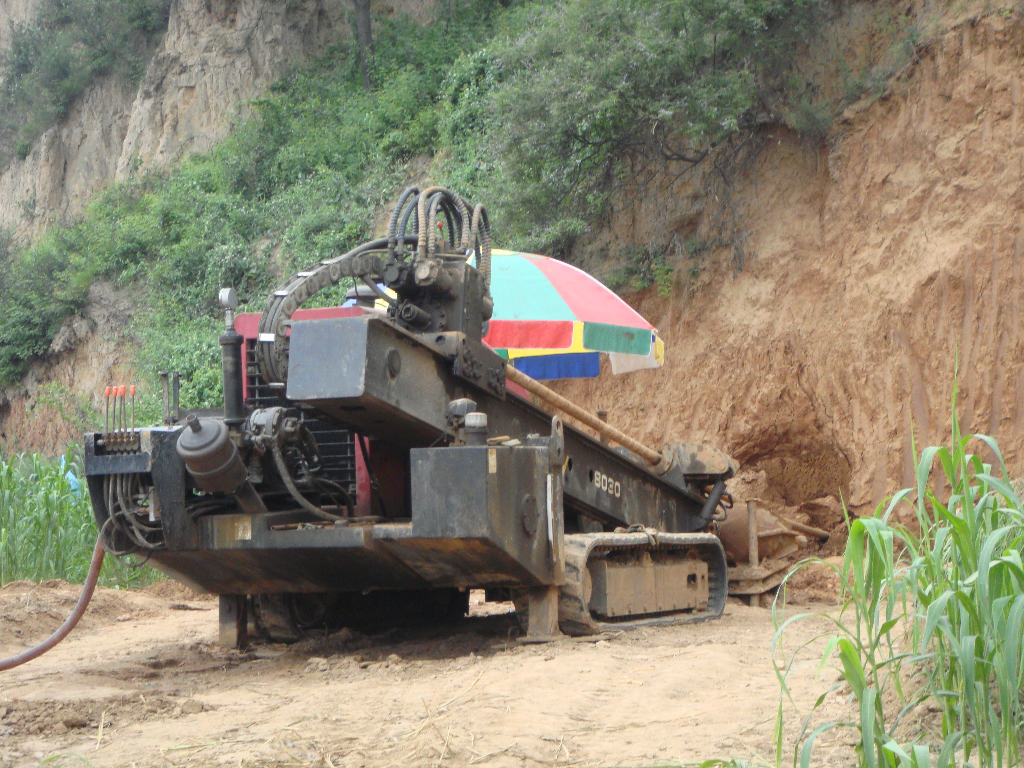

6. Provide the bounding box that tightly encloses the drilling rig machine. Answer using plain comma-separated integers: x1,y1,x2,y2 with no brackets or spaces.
83,187,736,645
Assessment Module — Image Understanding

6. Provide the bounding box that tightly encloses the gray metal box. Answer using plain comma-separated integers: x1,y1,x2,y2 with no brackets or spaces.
377,444,563,587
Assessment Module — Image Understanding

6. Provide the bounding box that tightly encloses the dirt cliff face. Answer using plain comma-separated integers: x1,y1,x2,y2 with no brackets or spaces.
558,8,1024,530
0,282,136,453
0,75,139,239
115,0,352,177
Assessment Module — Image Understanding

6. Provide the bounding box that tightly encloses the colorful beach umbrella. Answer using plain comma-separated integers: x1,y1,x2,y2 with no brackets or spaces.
481,250,664,380
347,249,665,380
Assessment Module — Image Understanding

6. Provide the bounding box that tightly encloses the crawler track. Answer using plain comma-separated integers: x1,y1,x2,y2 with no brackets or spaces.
558,531,728,635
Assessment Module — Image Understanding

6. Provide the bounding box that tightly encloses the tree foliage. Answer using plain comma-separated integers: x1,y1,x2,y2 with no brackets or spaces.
442,0,822,253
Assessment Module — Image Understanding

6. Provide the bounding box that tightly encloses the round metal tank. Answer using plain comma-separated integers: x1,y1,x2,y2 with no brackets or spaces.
175,415,246,493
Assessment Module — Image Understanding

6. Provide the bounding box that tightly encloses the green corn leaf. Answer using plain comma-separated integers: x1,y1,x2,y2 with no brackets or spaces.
878,617,900,636
935,731,962,768
799,721,843,768
882,739,910,765
923,592,954,646
837,637,867,699
860,686,879,768
909,744,932,768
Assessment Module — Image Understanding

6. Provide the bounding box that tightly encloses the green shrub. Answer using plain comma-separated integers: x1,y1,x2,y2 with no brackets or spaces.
469,0,824,255
608,245,674,296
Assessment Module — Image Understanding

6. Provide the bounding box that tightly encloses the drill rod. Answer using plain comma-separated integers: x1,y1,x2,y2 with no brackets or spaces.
504,366,662,466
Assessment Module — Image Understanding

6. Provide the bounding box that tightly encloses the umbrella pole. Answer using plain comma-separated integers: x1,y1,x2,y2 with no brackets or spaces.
505,366,662,466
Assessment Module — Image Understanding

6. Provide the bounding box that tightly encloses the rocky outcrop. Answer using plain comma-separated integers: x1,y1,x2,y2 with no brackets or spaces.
116,0,351,176
0,0,357,239
0,0,43,53
0,75,138,238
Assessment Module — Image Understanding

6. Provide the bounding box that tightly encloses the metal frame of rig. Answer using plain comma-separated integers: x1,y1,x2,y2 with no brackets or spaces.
83,187,737,646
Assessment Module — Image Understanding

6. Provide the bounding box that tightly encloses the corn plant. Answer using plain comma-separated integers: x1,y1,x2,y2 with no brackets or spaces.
774,403,1024,768
0,447,153,587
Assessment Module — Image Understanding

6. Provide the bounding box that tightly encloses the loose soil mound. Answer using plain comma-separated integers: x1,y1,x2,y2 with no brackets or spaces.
0,580,211,655
0,581,141,653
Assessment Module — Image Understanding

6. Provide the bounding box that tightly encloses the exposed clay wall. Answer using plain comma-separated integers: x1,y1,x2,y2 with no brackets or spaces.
558,8,1024,531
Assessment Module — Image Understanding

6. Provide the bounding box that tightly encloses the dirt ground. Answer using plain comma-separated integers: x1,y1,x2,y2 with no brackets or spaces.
0,576,855,768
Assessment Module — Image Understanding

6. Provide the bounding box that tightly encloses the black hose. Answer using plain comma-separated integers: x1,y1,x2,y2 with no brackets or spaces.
426,191,446,258
416,186,469,261
105,474,162,551
361,276,396,306
699,480,728,526
388,186,420,259
270,441,352,522
441,200,457,249
470,203,492,290
309,476,356,513
0,537,105,672
255,236,408,384
397,200,418,251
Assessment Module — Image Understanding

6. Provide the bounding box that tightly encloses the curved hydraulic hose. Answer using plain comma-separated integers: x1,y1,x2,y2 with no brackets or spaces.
388,186,420,259
270,440,353,522
415,186,470,262
470,203,491,290
256,188,492,386
0,537,105,672
255,236,403,384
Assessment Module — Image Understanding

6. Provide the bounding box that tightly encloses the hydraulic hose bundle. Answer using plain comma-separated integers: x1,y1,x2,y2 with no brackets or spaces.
387,185,492,289
255,186,491,386
101,473,164,553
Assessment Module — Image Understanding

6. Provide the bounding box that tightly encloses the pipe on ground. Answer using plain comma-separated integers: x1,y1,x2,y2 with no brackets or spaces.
0,537,104,671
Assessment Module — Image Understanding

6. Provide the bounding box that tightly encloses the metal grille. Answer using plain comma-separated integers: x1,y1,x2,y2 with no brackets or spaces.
244,338,358,494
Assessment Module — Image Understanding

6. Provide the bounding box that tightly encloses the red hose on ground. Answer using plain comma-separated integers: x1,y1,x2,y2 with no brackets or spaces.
0,537,105,671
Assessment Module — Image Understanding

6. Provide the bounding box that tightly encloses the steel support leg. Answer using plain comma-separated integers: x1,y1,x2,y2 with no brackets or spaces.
219,594,248,648
524,586,561,640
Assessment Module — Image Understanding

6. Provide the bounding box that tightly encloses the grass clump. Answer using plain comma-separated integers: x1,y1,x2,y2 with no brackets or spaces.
0,448,154,587
775,398,1024,768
